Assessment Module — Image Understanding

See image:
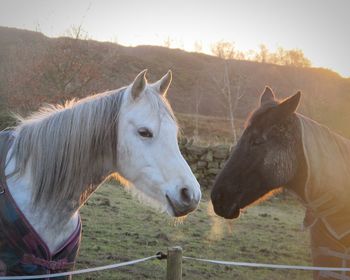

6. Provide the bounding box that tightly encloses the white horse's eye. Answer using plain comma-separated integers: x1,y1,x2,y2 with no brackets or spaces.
138,127,153,138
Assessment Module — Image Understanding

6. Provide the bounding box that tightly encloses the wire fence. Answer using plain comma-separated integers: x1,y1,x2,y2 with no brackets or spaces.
183,256,350,272
0,255,159,280
0,246,349,279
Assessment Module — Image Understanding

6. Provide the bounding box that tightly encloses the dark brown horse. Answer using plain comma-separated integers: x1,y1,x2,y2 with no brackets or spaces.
211,87,350,280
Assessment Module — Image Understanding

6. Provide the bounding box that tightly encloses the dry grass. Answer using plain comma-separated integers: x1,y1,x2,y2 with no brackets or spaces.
176,113,244,145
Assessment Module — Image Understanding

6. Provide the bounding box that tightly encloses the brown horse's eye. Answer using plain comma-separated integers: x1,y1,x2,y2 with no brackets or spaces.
138,127,153,138
251,137,265,146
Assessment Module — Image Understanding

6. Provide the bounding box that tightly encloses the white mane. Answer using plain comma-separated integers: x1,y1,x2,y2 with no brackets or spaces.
9,88,126,212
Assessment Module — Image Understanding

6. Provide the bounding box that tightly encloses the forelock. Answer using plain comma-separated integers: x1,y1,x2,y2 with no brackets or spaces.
144,86,177,123
246,100,279,128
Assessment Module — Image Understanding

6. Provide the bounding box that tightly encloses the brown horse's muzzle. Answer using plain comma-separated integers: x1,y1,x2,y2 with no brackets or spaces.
211,191,241,219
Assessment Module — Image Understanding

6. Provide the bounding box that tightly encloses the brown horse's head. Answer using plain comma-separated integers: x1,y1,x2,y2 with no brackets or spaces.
211,87,305,219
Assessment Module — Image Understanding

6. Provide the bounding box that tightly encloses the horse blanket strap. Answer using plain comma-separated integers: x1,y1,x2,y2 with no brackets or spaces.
319,271,350,280
311,220,350,280
303,193,344,233
317,247,350,261
318,247,350,280
22,254,75,271
306,193,343,218
0,130,82,279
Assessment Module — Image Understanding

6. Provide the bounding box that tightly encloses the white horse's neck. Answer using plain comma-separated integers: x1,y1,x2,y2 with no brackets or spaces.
5,147,80,254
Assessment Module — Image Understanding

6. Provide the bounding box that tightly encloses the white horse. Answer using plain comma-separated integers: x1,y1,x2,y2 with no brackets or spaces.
3,70,201,257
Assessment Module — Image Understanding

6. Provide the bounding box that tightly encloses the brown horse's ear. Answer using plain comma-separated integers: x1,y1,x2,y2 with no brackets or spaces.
260,86,275,106
273,91,301,118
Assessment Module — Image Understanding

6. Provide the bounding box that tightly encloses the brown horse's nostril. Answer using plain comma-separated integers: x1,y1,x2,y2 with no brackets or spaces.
180,187,192,204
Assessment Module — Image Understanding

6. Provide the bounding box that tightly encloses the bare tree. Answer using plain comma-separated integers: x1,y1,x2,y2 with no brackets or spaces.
284,49,311,67
193,41,203,53
193,76,205,141
265,47,311,67
221,66,247,144
6,25,120,110
163,37,173,48
255,44,270,63
211,41,247,143
37,26,100,98
211,40,236,60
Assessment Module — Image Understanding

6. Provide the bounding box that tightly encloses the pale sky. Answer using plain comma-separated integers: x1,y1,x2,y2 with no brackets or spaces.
1,0,349,77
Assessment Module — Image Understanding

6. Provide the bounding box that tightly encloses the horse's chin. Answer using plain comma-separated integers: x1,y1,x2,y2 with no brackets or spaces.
223,207,241,220
166,194,195,217
232,208,241,219
213,202,241,220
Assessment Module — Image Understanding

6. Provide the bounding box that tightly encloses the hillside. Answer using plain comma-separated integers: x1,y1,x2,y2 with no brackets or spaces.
1,26,350,139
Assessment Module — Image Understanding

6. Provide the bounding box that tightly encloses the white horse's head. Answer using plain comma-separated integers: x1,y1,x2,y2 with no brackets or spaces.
117,70,201,217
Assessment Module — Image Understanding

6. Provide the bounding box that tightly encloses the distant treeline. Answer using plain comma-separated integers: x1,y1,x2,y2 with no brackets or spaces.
210,41,311,67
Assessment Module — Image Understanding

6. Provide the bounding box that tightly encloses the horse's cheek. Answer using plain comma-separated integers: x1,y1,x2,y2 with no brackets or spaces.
263,150,277,171
263,150,284,184
263,148,295,186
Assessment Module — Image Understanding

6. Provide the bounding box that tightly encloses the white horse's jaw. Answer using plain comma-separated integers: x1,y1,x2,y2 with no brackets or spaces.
165,182,201,217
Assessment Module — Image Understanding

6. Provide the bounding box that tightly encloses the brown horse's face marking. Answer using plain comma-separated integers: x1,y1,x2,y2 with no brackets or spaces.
211,87,303,219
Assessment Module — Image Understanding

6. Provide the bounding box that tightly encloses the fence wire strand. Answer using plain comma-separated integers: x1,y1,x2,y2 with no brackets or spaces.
183,256,350,272
0,255,158,279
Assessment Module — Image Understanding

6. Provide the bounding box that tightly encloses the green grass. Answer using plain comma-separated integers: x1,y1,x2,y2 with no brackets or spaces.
75,184,312,279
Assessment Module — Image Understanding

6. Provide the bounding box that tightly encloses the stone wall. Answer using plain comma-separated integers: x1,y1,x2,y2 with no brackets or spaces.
179,138,232,189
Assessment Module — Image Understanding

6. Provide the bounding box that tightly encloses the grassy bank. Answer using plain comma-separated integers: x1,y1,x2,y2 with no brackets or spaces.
76,184,312,279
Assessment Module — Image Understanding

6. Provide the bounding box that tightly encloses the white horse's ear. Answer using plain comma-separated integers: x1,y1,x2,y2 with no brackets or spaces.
131,69,148,100
260,86,275,106
154,70,172,96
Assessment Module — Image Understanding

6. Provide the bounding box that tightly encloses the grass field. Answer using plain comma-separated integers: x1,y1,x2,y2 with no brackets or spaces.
75,183,312,280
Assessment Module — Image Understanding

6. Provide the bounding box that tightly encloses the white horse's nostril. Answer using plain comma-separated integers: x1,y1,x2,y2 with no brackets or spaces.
180,187,192,205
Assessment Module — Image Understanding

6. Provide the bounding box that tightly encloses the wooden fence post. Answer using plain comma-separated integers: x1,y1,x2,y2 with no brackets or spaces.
166,246,183,280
